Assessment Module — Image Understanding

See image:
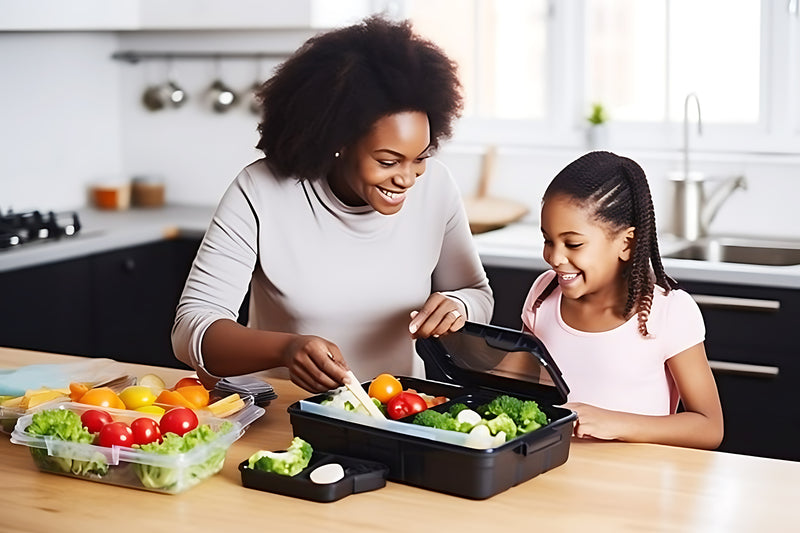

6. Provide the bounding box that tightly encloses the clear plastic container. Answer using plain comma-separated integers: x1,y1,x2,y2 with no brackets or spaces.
10,401,264,494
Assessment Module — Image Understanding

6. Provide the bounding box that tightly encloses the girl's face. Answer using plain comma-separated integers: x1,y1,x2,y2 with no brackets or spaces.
330,111,432,216
540,193,634,301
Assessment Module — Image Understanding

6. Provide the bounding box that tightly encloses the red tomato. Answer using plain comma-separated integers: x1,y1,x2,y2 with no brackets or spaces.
98,421,134,447
131,417,162,445
386,391,428,420
173,377,203,390
80,409,113,433
159,407,199,436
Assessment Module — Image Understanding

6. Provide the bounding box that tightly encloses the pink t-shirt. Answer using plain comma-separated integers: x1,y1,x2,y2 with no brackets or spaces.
521,271,705,416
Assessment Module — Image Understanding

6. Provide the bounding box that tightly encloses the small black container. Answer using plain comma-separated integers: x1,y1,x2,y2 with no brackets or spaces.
239,452,389,503
287,322,577,500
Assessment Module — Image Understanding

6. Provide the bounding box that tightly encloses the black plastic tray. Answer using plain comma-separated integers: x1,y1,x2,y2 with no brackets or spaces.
239,452,388,503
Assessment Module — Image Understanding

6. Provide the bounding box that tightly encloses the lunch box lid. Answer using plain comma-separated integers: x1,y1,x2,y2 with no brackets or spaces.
415,321,570,407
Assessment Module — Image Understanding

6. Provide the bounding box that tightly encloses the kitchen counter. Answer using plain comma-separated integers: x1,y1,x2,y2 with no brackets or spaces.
2,347,798,532
3,206,800,289
0,204,215,273
474,222,800,289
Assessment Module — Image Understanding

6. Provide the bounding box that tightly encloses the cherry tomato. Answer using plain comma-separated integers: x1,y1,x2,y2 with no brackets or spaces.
386,391,428,420
159,407,199,436
368,374,403,404
80,409,113,433
130,417,162,445
173,377,204,390
98,421,134,447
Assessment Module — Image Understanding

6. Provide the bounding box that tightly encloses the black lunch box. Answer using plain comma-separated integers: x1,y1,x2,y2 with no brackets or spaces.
287,321,577,499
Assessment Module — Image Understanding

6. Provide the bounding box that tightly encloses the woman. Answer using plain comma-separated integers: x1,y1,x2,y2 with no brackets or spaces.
172,16,493,392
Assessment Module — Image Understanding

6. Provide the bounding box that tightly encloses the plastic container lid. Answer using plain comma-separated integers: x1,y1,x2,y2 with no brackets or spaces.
415,321,570,407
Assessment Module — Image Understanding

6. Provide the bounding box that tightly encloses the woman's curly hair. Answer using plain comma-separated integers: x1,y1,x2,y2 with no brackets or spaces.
544,151,679,337
254,15,463,180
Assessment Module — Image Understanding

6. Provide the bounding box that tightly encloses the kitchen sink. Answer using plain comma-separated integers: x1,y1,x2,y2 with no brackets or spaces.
663,236,800,266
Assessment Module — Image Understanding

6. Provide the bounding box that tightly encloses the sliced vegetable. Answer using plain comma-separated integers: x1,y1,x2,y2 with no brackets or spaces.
309,463,345,484
175,385,210,408
247,437,313,476
76,387,125,410
155,389,197,409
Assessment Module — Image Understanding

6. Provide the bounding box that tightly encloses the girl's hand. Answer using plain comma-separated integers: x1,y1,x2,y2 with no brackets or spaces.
409,292,466,339
282,334,350,393
563,402,622,441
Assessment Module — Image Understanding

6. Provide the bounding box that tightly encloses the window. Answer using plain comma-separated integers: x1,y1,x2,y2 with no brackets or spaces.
402,0,800,154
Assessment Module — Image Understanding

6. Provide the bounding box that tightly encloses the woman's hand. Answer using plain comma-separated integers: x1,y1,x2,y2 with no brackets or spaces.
409,292,466,339
282,335,350,393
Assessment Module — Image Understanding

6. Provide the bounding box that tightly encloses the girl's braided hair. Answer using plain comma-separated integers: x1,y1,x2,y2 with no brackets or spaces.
543,151,678,337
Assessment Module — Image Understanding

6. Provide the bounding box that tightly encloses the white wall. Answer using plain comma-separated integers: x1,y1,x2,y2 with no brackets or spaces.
1,30,799,239
0,32,123,211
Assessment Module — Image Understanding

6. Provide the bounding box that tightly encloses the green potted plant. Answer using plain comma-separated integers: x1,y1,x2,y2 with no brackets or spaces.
586,102,609,149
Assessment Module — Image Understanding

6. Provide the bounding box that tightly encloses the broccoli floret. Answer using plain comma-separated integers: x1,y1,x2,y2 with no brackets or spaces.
517,399,548,433
482,395,524,421
412,409,459,431
447,403,469,418
248,437,313,477
485,413,517,440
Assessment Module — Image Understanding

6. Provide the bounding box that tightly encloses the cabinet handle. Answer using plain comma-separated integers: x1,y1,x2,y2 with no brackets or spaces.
708,359,779,378
691,294,780,312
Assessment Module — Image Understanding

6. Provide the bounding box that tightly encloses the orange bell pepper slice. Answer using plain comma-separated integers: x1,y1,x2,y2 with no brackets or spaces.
155,389,198,409
69,382,89,402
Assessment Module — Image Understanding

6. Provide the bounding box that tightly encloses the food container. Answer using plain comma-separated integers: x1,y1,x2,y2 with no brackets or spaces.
239,451,389,502
90,182,131,210
10,401,264,494
131,176,165,208
287,322,577,500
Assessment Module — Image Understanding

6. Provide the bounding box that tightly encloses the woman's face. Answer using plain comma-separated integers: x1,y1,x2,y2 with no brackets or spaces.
331,111,432,215
540,193,634,302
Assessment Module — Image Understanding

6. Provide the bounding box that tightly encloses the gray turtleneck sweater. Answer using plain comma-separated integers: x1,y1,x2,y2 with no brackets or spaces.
172,157,493,380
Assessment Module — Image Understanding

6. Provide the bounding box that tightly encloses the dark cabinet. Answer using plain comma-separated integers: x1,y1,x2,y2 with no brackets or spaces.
484,264,800,461
677,280,800,461
0,256,93,356
0,238,202,369
90,239,199,367
484,266,544,330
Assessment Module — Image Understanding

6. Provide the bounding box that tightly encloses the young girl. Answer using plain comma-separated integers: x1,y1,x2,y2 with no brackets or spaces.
521,151,723,449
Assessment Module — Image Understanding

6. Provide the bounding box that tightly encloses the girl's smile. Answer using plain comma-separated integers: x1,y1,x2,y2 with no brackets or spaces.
540,193,634,305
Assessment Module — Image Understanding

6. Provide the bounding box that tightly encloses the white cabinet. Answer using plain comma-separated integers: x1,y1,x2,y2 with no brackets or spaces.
0,0,388,31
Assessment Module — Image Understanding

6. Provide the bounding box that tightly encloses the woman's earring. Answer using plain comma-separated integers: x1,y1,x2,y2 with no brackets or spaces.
334,151,340,158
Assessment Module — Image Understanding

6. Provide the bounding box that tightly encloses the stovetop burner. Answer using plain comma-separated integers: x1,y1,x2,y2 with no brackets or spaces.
0,209,82,250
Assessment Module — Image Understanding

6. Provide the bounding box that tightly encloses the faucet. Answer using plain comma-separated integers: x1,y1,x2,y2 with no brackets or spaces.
669,93,748,241
684,93,702,182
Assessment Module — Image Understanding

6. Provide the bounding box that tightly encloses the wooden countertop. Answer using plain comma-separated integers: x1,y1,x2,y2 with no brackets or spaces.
2,347,797,532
